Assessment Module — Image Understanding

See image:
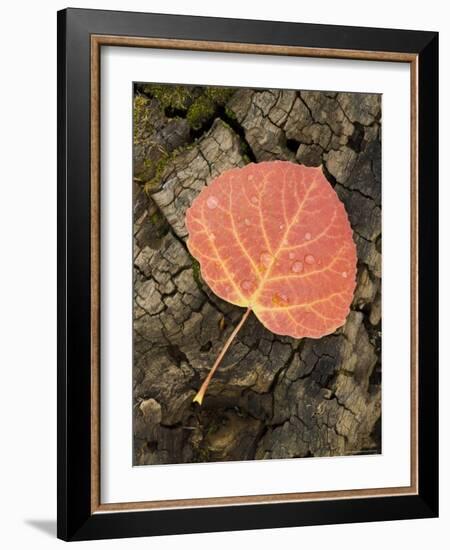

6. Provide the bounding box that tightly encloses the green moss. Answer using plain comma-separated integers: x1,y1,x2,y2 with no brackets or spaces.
146,206,169,240
134,94,149,113
138,85,235,132
141,141,200,194
186,96,216,130
133,95,151,144
149,209,163,226
142,84,193,111
238,138,254,166
135,85,238,190
191,257,203,288
143,152,170,193
205,87,235,104
224,105,237,121
186,87,236,130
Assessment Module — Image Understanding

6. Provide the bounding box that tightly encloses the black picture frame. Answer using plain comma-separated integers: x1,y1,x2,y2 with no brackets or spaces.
57,7,438,541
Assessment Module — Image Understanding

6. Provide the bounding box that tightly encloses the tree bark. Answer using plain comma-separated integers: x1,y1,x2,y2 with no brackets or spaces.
133,86,381,465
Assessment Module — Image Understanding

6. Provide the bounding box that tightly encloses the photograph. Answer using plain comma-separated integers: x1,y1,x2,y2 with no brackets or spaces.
0,1,442,547
132,83,382,466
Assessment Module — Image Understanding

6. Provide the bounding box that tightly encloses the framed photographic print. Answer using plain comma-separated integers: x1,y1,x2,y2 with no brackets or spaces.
57,8,439,541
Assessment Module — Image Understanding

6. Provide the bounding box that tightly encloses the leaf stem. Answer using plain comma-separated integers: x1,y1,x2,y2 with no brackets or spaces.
193,307,252,405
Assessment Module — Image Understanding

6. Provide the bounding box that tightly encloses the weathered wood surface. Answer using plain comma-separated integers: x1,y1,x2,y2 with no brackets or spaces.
133,85,381,465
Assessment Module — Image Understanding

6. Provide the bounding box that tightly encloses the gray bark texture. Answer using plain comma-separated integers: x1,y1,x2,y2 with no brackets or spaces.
133,85,381,465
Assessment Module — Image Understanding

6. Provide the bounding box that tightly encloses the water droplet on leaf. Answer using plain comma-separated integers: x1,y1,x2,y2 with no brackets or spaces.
241,279,253,291
304,232,312,240
260,252,272,268
251,196,258,205
244,218,251,226
305,254,315,265
291,261,303,273
342,271,348,278
207,196,219,209
272,292,289,306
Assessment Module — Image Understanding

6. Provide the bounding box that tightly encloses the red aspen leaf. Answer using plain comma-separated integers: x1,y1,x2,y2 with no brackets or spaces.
186,161,357,340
